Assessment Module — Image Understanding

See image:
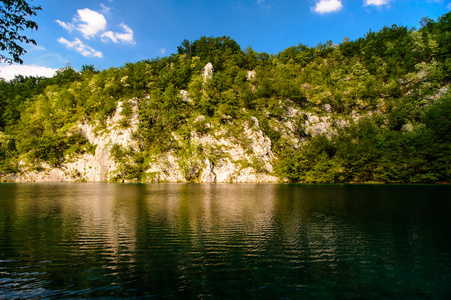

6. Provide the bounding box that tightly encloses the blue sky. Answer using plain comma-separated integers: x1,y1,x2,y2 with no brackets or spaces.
1,0,450,80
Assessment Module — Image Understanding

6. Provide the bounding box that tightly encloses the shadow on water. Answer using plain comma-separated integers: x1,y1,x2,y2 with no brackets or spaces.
0,183,450,299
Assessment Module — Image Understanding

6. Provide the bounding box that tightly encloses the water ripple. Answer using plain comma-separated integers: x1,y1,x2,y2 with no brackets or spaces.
1,183,450,299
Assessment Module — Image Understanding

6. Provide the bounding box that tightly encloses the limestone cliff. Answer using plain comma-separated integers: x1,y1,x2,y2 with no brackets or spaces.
1,92,364,183
3,97,281,183
0,62,375,183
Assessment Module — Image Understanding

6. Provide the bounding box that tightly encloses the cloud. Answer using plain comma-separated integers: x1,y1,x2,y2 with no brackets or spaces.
160,48,167,55
76,8,107,39
56,9,107,38
256,0,271,9
56,7,135,46
0,64,57,81
448,3,451,10
364,0,389,6
56,20,75,32
101,23,135,44
30,45,47,52
25,45,68,69
313,0,343,14
58,37,103,58
100,4,112,14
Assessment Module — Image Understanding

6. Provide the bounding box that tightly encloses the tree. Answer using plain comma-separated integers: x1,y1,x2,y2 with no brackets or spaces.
0,0,42,64
177,39,193,57
81,64,99,74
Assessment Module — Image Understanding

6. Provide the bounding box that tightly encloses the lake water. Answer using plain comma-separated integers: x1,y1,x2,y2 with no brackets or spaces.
0,183,450,299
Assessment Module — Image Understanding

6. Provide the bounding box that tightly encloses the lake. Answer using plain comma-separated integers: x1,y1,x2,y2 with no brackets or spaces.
0,183,450,299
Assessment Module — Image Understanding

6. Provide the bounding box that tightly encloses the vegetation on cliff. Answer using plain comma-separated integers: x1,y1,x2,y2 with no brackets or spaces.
1,13,450,183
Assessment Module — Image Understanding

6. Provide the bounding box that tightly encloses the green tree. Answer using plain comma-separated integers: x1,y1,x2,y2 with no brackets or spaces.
81,64,98,74
0,0,42,64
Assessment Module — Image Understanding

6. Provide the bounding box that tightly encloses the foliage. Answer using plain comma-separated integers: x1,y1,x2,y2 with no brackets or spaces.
276,101,451,183
0,0,41,64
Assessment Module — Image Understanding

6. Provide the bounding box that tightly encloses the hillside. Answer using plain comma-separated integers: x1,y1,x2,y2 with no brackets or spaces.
1,12,450,183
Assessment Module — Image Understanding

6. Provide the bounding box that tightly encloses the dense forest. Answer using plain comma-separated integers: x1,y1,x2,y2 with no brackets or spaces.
1,12,450,183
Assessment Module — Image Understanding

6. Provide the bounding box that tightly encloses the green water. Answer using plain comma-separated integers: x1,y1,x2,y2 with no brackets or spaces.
0,183,450,299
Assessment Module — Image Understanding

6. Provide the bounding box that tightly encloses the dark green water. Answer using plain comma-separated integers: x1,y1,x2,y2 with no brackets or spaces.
0,183,450,299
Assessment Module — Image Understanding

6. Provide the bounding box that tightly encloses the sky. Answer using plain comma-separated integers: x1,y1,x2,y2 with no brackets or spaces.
1,0,450,81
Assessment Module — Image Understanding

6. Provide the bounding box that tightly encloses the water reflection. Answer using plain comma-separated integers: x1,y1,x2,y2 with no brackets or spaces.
0,183,450,299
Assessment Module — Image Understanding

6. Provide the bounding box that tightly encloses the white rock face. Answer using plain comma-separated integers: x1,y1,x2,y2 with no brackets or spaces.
304,112,332,137
145,152,186,182
247,70,256,80
180,90,192,103
77,99,139,181
184,120,277,183
8,99,140,182
199,159,216,182
4,99,279,183
202,63,214,82
140,120,278,183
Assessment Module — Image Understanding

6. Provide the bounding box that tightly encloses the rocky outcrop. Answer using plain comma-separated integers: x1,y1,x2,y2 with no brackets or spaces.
4,97,279,183
202,62,214,82
4,99,140,182
142,116,278,183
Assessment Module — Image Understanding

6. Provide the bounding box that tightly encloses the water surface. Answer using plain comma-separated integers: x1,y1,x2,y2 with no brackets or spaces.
0,183,450,299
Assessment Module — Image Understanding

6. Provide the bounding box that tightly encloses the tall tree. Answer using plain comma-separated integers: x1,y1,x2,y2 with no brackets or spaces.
0,0,42,64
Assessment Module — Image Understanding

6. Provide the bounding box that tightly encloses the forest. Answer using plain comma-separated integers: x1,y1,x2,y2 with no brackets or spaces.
0,12,450,183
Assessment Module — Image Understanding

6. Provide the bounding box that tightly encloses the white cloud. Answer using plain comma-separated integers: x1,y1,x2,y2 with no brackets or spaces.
101,23,135,44
100,4,112,14
0,64,57,81
76,8,107,39
448,3,451,10
313,0,343,14
257,0,265,4
160,48,167,55
56,7,135,48
56,9,106,38
58,37,103,58
30,45,47,51
56,20,75,32
364,0,389,6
